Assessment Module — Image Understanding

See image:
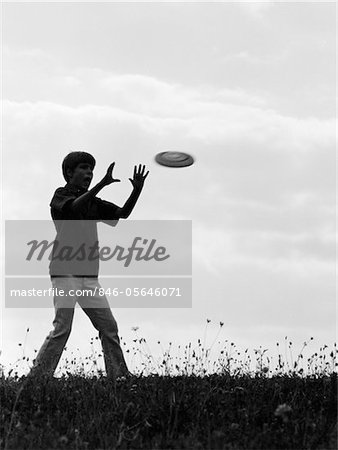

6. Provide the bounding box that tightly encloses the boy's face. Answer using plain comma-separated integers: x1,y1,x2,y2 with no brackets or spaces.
67,163,93,189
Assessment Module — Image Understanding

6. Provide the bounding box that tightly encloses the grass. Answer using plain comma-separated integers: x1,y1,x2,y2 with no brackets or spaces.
1,325,337,449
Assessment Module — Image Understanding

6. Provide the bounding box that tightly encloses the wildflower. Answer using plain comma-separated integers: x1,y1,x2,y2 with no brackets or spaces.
234,386,246,392
58,436,69,445
274,403,292,423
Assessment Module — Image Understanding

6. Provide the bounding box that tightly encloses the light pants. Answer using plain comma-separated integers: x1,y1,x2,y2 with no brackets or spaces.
31,277,129,379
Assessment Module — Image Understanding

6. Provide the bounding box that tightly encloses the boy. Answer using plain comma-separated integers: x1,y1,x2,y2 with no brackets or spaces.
31,151,149,379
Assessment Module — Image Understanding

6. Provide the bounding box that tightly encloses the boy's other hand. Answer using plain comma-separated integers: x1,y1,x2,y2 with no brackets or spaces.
101,162,121,186
129,164,149,190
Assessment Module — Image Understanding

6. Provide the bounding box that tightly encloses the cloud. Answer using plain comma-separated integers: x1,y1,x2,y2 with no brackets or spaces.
238,1,273,20
3,48,334,317
3,60,334,227
3,90,334,211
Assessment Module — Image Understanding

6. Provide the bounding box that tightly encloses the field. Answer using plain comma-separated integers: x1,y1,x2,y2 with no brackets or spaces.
1,333,337,449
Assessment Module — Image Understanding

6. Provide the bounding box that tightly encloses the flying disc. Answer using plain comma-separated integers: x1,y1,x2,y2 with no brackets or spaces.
155,151,194,168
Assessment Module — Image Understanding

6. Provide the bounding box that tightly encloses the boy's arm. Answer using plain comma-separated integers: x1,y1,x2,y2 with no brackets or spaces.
115,165,149,219
70,163,120,214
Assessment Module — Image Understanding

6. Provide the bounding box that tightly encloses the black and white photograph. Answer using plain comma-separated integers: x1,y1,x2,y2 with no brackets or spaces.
1,1,337,449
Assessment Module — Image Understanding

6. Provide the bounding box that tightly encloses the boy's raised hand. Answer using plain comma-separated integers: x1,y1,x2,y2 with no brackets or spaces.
101,162,121,186
129,164,149,190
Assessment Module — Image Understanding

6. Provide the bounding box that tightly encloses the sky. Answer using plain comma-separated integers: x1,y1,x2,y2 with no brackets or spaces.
1,1,336,375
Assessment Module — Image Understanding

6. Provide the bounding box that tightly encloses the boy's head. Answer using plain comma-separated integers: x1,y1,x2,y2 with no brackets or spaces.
62,151,96,188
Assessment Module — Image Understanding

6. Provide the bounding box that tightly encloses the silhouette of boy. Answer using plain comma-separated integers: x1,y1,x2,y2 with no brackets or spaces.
31,152,149,379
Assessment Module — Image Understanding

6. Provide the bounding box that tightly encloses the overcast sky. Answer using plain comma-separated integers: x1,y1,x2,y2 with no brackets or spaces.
2,1,336,374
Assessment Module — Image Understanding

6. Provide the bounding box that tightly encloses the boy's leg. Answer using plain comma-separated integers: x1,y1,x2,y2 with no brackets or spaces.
79,278,129,379
30,278,77,377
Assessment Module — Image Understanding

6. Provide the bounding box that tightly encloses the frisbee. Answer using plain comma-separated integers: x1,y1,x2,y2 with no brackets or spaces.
155,151,194,168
